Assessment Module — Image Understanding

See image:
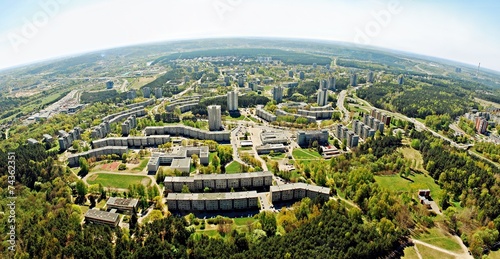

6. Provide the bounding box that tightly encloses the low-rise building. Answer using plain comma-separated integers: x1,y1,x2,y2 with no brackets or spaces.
164,171,273,192
256,105,277,122
256,144,288,154
68,146,128,167
92,135,171,149
147,146,209,173
260,131,288,145
106,197,139,214
297,130,329,147
27,138,39,145
270,183,330,203
84,209,120,227
145,125,230,142
166,191,259,211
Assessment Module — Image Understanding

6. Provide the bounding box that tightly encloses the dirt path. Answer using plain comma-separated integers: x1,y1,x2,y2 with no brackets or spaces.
413,244,423,259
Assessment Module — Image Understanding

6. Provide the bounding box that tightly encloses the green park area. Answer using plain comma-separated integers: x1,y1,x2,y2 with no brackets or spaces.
413,227,463,252
226,161,244,173
87,173,151,189
374,173,443,205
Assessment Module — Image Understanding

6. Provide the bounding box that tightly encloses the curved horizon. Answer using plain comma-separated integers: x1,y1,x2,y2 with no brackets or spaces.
1,0,499,72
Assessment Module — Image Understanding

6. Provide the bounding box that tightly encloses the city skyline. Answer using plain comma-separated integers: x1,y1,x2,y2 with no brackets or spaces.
0,0,499,71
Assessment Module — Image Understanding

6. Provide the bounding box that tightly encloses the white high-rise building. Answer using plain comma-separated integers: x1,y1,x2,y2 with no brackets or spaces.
208,105,222,131
227,91,238,111
317,88,328,106
272,86,284,103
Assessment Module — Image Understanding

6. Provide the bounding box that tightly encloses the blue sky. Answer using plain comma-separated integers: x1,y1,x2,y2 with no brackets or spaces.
0,0,499,71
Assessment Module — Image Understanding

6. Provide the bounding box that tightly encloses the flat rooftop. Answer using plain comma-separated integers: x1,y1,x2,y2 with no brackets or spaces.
171,158,191,168
270,183,330,195
84,209,120,223
106,197,139,208
164,171,273,183
166,191,258,201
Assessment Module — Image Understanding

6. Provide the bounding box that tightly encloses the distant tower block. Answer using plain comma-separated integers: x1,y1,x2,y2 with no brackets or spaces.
317,88,328,106
208,105,222,131
155,88,162,98
398,75,404,85
106,81,114,89
142,87,151,98
350,74,358,86
367,71,374,83
127,90,136,100
328,77,336,90
320,80,328,90
288,71,294,78
299,71,305,80
238,77,245,87
227,91,238,111
272,86,284,103
224,76,230,86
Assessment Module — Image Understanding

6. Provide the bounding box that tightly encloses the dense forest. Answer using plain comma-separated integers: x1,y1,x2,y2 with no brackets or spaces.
410,130,500,257
357,77,476,119
152,48,331,66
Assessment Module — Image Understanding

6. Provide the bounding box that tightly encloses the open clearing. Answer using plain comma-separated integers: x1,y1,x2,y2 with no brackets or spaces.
226,161,244,173
374,173,443,205
413,227,463,252
414,244,455,259
87,173,151,189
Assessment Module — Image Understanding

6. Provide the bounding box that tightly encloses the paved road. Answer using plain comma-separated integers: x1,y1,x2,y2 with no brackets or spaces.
336,90,350,123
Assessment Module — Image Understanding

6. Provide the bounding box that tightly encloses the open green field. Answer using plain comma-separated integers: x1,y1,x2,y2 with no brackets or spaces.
226,161,244,173
401,246,419,259
487,250,500,259
233,217,256,226
292,149,322,159
399,147,425,170
413,228,462,252
414,244,455,259
374,173,443,204
87,173,151,189
132,158,149,171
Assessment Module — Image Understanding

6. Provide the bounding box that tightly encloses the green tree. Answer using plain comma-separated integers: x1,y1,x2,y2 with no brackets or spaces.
181,184,190,193
79,157,89,176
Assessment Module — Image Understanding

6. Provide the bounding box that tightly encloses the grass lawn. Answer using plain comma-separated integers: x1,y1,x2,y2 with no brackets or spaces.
269,152,286,159
96,199,106,209
413,227,462,252
79,205,89,215
209,152,217,164
414,244,455,259
87,173,151,189
226,161,244,173
292,149,322,160
132,158,149,171
233,217,256,226
374,173,444,205
488,250,500,259
401,246,419,259
399,147,425,170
